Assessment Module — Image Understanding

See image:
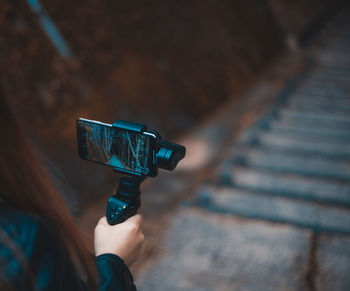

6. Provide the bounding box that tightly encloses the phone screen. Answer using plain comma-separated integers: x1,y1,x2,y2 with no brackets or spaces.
77,118,156,176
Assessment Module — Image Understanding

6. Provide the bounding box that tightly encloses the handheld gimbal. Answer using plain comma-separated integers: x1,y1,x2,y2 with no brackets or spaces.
105,120,186,225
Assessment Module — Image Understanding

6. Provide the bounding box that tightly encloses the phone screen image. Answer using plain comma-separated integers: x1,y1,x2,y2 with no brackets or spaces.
77,118,155,176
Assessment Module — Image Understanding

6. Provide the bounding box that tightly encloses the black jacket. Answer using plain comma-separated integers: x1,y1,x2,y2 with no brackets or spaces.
0,203,137,290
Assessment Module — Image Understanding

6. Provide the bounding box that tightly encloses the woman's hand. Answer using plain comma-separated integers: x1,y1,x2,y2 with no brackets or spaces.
94,214,144,267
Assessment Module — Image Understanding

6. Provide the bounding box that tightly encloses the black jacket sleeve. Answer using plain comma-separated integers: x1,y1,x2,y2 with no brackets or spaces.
0,211,136,291
96,254,137,291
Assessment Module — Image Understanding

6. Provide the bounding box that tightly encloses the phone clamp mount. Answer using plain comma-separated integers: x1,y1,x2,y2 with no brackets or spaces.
106,120,186,225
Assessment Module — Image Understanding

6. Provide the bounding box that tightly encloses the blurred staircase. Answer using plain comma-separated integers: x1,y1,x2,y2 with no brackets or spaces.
137,9,350,291
192,26,350,236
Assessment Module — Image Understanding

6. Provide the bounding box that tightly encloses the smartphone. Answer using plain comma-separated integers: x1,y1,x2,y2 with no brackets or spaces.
76,118,158,177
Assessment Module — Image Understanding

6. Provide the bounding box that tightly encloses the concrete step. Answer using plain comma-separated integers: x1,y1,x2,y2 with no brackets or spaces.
317,50,350,58
301,74,350,83
283,96,350,108
309,68,350,79
136,209,311,291
277,110,350,131
279,108,350,124
232,147,350,181
317,235,350,291
316,50,350,58
252,122,350,143
306,71,350,79
308,65,350,71
244,125,350,145
297,86,350,97
322,47,350,52
272,118,350,132
298,79,350,88
300,84,350,95
310,64,350,73
266,120,350,139
317,51,350,57
294,87,349,98
315,60,350,68
219,165,350,206
282,102,350,118
316,53,350,66
242,132,350,159
316,60,350,69
191,185,350,234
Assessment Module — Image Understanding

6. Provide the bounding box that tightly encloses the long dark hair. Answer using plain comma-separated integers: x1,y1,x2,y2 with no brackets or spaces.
0,82,96,288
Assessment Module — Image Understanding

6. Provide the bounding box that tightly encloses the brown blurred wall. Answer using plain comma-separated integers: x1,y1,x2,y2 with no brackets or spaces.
0,0,343,208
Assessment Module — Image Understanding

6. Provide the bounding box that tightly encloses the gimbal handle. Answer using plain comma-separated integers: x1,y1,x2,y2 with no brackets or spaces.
106,175,146,225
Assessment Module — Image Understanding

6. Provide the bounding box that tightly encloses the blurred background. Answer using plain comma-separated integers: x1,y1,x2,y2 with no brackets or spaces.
1,1,350,290
0,0,341,206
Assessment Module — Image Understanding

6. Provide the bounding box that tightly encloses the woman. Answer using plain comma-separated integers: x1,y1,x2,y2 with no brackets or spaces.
0,81,144,290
